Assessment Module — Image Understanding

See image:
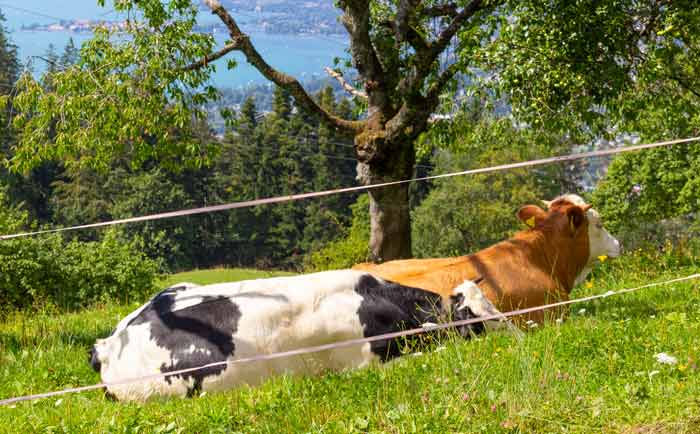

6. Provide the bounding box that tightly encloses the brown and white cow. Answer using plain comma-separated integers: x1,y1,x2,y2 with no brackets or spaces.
353,194,620,324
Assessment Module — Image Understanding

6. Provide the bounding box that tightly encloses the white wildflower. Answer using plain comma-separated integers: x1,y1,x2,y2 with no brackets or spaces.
654,352,678,365
578,308,587,315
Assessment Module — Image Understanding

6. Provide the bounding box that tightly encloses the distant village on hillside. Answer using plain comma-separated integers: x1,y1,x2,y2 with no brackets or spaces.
20,20,126,33
19,0,343,35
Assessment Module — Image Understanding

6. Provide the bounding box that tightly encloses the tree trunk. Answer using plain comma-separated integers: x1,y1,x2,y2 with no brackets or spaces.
367,183,412,262
355,129,415,263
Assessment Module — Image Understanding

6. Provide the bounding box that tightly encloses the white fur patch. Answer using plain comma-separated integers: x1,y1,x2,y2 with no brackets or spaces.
585,208,621,260
452,281,524,338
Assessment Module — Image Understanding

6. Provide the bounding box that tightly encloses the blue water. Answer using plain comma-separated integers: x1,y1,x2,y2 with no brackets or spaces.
2,0,349,88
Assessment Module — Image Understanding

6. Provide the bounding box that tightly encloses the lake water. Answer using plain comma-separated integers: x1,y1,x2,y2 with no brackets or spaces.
10,30,349,88
3,0,349,88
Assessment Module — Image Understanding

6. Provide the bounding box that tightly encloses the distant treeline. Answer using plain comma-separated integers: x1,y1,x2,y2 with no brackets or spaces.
206,76,349,134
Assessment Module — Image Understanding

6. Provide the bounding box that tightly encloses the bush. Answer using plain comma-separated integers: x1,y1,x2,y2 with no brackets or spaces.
412,166,542,258
0,189,159,311
411,145,563,258
411,106,571,258
0,231,160,311
591,144,700,238
305,194,370,271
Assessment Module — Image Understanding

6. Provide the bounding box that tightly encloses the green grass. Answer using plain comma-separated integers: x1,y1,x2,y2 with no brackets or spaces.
1,257,700,433
157,267,295,287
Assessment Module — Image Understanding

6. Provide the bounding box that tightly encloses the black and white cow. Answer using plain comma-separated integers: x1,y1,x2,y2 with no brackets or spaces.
90,270,503,401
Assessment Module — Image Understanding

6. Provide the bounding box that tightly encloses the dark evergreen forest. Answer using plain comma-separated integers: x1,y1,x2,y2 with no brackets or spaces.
0,25,361,272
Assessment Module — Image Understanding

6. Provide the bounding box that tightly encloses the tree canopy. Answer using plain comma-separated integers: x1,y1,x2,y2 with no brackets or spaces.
484,0,700,237
8,0,503,262
6,0,700,263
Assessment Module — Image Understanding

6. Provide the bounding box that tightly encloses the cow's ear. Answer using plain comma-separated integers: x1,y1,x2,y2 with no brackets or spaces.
567,206,588,234
517,205,547,228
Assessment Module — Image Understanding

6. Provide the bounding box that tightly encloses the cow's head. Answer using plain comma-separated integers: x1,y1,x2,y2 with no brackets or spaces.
542,194,620,261
517,194,620,285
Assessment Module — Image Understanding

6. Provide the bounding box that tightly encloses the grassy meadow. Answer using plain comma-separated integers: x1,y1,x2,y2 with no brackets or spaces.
1,255,700,433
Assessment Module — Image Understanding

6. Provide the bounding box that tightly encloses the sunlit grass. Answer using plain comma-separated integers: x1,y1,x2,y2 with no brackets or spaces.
157,267,294,287
1,260,699,433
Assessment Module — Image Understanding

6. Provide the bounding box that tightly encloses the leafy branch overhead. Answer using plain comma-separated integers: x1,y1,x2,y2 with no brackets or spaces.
199,0,363,133
5,0,502,262
486,0,700,138
11,1,221,172
8,0,495,173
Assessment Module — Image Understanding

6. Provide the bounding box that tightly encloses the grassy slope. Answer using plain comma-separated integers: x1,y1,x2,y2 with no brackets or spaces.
158,267,295,287
1,259,700,434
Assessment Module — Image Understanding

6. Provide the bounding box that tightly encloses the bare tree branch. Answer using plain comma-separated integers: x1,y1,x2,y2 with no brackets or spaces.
338,0,391,115
377,19,427,70
396,0,419,42
426,0,484,65
203,0,365,133
398,0,485,97
425,62,461,103
324,67,368,99
181,43,236,71
404,24,430,55
423,3,459,18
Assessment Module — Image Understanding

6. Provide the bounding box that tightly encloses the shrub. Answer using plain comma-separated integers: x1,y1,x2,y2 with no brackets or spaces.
412,164,542,258
0,189,159,311
412,108,570,258
305,194,370,271
411,144,561,258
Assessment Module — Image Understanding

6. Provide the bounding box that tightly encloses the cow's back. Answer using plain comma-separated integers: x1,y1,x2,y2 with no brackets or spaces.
353,257,474,295
353,243,563,324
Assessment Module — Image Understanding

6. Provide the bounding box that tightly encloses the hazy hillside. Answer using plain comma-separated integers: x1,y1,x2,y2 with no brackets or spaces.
221,0,343,34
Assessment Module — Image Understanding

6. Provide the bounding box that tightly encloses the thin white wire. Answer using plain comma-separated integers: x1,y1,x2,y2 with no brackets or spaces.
1,272,697,406
2,135,698,240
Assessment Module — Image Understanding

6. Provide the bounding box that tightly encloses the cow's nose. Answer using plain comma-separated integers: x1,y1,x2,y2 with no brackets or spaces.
612,239,622,257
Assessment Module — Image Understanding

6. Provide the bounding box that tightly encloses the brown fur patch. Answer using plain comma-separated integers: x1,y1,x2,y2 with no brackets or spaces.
353,199,593,324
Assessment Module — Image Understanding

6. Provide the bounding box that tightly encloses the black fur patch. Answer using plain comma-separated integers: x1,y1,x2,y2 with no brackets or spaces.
128,292,241,395
88,347,101,372
354,274,484,361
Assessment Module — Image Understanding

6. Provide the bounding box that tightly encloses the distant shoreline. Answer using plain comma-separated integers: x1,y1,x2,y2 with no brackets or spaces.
18,19,345,37
10,26,348,90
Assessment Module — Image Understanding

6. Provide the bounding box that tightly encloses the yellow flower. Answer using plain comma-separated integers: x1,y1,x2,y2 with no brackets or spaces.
598,255,608,262
585,281,594,289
